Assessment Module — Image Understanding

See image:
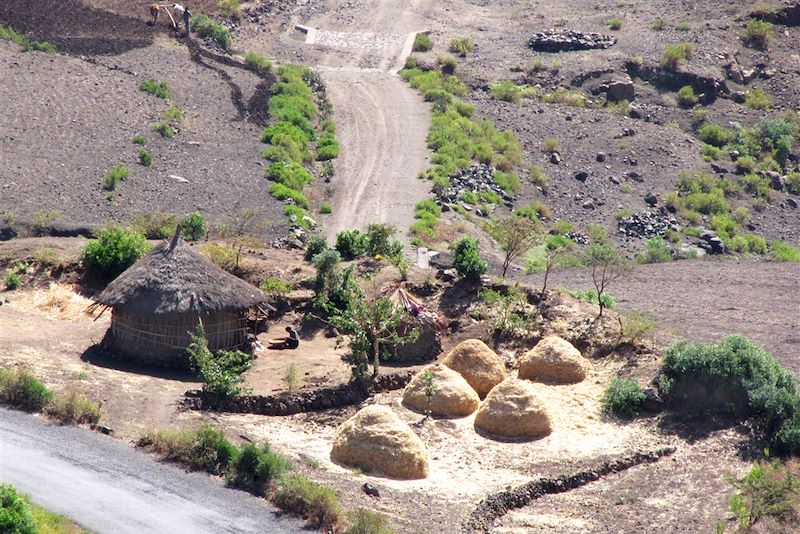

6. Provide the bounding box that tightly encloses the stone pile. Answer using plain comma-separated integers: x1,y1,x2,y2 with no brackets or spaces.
617,211,678,239
433,164,514,213
564,232,589,245
528,29,617,52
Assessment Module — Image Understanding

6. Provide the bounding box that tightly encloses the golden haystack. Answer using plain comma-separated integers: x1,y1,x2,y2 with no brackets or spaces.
474,378,552,439
402,364,480,418
331,405,429,479
442,339,507,397
518,335,590,384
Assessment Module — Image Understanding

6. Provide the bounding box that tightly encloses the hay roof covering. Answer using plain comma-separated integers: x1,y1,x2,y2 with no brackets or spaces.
94,235,268,315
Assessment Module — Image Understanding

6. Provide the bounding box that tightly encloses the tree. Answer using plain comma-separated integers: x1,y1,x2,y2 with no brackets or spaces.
584,243,632,317
450,236,488,280
187,324,253,398
421,369,438,419
216,203,271,270
329,285,419,380
282,363,299,393
540,236,575,298
82,226,150,280
485,215,543,277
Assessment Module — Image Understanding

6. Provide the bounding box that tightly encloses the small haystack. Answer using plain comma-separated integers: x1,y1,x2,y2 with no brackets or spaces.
442,339,507,397
474,378,552,439
518,335,590,384
331,405,429,479
402,364,480,418
90,233,271,368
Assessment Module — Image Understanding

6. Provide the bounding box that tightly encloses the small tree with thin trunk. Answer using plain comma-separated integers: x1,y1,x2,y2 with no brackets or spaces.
485,215,543,277
421,369,438,419
216,203,271,270
584,243,632,317
540,238,576,298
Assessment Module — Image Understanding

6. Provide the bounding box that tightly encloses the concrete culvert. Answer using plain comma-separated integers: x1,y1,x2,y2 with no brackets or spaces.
402,364,480,418
442,339,507,398
474,379,553,439
518,335,590,384
331,405,429,479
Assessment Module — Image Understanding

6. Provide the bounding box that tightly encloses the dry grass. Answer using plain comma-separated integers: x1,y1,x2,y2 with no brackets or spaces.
11,283,94,321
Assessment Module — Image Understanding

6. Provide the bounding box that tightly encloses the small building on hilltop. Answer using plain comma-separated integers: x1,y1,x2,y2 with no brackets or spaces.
90,233,272,368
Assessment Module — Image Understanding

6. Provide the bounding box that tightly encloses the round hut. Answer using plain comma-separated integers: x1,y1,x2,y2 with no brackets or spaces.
90,233,271,368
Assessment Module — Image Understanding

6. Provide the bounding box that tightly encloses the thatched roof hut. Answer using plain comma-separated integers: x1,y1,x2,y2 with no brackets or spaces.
91,233,271,369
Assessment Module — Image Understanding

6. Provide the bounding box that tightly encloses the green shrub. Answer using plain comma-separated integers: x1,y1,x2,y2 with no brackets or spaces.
218,0,242,20
676,85,698,107
745,88,773,111
493,171,521,194
45,390,102,425
101,165,130,191
269,183,309,208
771,241,800,263
729,459,800,529
638,236,672,263
660,42,692,69
138,423,237,475
662,335,800,454
83,226,150,279
606,18,623,30
740,173,772,199
133,212,178,239
335,229,367,259
229,442,291,494
743,18,773,49
450,236,488,280
188,324,253,398
786,172,800,195
138,149,153,166
202,243,237,271
180,211,208,241
316,135,340,161
274,475,344,530
363,224,403,259
151,122,175,139
490,81,524,103
412,33,433,52
542,88,587,107
0,367,53,411
652,18,666,30
621,310,658,343
449,37,473,56
0,25,55,53
568,288,616,310
267,161,314,191
697,124,733,147
163,104,185,126
676,21,691,31
700,144,721,161
345,508,397,534
602,378,646,418
319,203,332,214
132,135,146,145
244,51,271,73
437,54,458,74
192,13,231,49
3,272,20,290
542,137,562,154
139,78,169,99
0,484,36,534
259,276,294,298
528,164,548,191
304,236,328,261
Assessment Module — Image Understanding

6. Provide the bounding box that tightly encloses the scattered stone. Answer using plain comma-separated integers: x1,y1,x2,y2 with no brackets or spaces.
609,176,621,185
617,211,675,238
787,198,798,209
574,171,589,182
627,171,643,182
518,336,589,384
581,200,596,210
474,379,553,439
442,339,507,398
433,164,510,213
597,75,635,102
362,483,380,498
644,192,658,206
528,29,616,52
596,152,606,162
402,364,480,418
550,152,562,164
565,232,590,245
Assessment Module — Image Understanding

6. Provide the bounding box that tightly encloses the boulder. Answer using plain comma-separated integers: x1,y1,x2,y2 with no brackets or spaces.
601,75,635,102
331,405,429,479
518,335,589,384
403,364,480,417
474,379,552,439
442,339,507,397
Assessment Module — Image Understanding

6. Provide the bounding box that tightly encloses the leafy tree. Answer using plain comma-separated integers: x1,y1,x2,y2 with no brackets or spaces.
450,236,488,280
485,215,543,277
729,459,800,528
187,324,253,398
0,484,36,534
584,243,632,317
181,212,208,241
82,226,150,280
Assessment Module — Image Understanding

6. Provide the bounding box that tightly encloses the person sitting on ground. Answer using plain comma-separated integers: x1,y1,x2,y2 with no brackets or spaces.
269,326,300,350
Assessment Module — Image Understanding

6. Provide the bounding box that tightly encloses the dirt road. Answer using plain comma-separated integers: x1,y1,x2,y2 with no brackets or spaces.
0,408,303,534
298,0,433,240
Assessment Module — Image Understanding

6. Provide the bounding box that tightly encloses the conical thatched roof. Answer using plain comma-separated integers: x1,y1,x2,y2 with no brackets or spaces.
93,234,268,315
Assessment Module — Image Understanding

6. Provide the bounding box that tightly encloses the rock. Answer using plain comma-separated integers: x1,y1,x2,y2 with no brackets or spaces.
596,152,606,162
710,162,729,174
574,171,589,182
442,339,507,398
609,176,621,185
629,107,643,119
331,405,429,479
731,91,747,104
699,230,726,254
766,171,784,191
787,198,798,209
644,193,658,206
528,29,617,52
617,211,672,238
581,200,596,210
601,75,635,102
362,482,380,498
402,364,480,418
627,171,643,182
550,152,562,164
474,379,552,439
641,388,664,413
518,336,590,384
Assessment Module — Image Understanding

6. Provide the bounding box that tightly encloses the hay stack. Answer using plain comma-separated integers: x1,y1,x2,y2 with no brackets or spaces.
474,379,552,439
331,405,429,479
442,339,507,397
402,364,480,418
518,335,590,384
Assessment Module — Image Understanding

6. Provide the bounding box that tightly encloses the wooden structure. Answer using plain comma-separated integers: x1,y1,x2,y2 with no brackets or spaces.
90,233,272,369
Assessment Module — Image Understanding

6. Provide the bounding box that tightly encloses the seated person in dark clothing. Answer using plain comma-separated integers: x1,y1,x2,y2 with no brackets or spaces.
269,326,300,350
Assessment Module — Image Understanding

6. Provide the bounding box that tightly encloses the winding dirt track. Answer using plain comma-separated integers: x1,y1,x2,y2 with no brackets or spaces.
299,0,433,240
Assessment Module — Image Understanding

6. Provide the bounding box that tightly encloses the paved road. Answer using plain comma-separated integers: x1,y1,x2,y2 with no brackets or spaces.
0,409,304,534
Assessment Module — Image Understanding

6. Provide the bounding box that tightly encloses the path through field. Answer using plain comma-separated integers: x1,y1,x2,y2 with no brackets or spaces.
298,0,433,241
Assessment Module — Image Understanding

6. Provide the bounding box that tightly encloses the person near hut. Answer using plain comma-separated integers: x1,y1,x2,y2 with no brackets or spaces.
269,326,300,350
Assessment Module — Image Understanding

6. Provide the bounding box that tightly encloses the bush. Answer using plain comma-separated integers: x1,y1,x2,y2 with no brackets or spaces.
639,236,672,263
542,137,562,154
660,42,692,70
568,288,616,310
45,390,102,425
228,442,291,495
602,378,646,418
345,508,397,534
676,85,698,107
0,24,56,53
528,164,548,191
0,484,36,534
606,18,623,30
140,78,169,99
267,161,314,191
743,18,773,49
133,212,177,240
259,277,294,298
244,51,272,73
83,226,150,280
101,165,130,191
0,367,53,411
697,124,733,147
700,144,721,161
3,272,20,290
217,0,242,20
270,183,310,208
188,324,253,398
652,18,666,30
132,135,146,145
437,54,458,74
138,149,153,167
316,136,340,161
786,172,800,195
274,475,344,530
304,236,328,261
622,310,658,343
745,88,773,111
450,236,488,280
163,104,185,126
180,211,208,241
335,229,368,259
771,241,800,263
493,171,521,194
151,122,175,139
138,424,237,475
192,13,231,49
318,202,332,214
449,37,473,56
490,81,524,103
202,243,237,272
729,459,800,529
412,33,433,52
662,335,800,454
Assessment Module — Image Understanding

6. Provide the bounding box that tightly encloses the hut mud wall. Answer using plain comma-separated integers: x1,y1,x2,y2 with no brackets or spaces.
109,309,248,368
